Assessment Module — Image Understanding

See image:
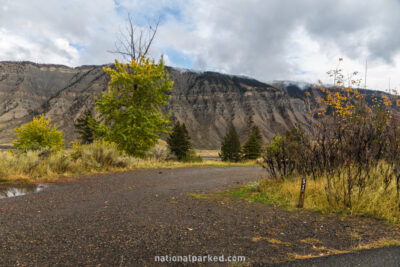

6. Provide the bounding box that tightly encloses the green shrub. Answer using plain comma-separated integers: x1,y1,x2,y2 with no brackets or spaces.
13,114,64,151
181,149,203,163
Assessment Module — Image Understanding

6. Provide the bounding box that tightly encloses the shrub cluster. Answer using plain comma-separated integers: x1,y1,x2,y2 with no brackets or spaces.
263,126,308,179
0,140,129,181
262,64,400,210
71,140,127,170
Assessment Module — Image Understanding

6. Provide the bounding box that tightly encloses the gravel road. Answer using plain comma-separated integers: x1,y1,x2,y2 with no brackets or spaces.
273,246,400,267
0,167,398,266
0,167,264,266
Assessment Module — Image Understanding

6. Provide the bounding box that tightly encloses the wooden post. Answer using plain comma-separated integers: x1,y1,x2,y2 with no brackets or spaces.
298,177,306,208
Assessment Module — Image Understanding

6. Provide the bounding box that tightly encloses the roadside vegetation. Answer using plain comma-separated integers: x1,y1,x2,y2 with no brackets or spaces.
222,172,400,224
206,59,400,225
0,140,256,183
0,14,264,184
1,45,257,183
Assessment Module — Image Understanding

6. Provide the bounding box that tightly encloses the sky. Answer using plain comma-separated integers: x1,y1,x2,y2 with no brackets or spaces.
1,0,400,91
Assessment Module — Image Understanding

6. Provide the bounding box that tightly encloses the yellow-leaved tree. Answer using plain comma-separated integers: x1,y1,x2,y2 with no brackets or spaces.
13,114,64,151
96,57,173,157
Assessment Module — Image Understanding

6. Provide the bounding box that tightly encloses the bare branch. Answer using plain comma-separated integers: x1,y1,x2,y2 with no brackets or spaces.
142,19,159,58
108,13,160,62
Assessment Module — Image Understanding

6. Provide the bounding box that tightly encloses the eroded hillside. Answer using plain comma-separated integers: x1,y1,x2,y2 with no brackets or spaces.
0,61,315,148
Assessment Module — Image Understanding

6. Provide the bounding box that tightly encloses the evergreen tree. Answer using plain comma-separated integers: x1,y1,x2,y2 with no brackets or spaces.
74,109,98,144
219,124,241,162
167,122,192,160
242,125,262,159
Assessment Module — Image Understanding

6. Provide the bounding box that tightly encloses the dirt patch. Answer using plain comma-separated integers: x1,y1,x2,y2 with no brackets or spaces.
179,194,399,265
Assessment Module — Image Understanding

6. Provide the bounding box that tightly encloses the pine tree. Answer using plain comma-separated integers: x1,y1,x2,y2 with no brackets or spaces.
219,124,241,162
242,125,262,159
167,122,192,161
74,109,98,144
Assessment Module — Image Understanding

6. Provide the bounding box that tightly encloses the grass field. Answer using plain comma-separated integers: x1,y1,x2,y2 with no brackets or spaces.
0,142,256,183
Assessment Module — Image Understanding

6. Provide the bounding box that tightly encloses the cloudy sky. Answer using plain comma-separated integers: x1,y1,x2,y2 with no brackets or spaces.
1,0,400,91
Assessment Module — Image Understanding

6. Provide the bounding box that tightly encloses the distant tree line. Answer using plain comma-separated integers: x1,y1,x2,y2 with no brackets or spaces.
219,124,263,162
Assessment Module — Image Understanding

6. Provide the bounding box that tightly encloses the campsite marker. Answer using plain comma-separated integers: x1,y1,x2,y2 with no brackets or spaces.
298,177,306,208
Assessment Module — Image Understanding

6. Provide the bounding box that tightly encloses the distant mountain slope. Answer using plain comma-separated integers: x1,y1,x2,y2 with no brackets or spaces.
0,61,322,148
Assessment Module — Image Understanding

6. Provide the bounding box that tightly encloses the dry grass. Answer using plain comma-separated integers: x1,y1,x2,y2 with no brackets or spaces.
130,158,256,169
0,141,256,183
227,163,400,225
252,237,291,246
287,249,346,261
300,238,323,245
195,150,220,157
286,238,400,261
354,238,400,250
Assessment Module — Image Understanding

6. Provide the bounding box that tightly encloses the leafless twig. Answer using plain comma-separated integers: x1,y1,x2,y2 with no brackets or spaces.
108,13,160,62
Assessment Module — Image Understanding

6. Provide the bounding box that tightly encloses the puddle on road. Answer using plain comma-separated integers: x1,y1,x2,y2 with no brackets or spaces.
0,184,46,199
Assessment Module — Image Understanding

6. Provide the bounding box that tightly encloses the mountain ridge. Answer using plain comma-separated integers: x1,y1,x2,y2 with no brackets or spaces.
1,60,381,149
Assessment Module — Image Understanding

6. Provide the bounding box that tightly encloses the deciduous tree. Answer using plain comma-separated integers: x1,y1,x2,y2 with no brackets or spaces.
96,57,173,157
13,114,64,151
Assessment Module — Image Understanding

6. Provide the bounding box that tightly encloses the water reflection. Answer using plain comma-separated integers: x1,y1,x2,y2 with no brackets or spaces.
0,184,45,199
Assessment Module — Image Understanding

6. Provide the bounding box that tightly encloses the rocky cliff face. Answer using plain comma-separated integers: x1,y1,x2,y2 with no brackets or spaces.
166,69,313,148
0,61,314,148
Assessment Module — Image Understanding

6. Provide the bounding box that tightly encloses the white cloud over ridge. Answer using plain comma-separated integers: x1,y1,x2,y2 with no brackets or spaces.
1,0,400,90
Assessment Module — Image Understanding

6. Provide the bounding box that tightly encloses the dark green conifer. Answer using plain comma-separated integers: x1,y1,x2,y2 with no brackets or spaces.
74,109,98,144
242,125,262,159
219,124,241,162
167,122,192,161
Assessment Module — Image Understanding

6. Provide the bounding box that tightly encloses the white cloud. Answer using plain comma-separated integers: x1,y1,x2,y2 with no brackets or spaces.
156,0,400,91
1,0,400,90
0,0,121,65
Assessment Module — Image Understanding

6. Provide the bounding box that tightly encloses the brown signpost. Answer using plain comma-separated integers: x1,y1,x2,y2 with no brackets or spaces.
298,177,306,208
